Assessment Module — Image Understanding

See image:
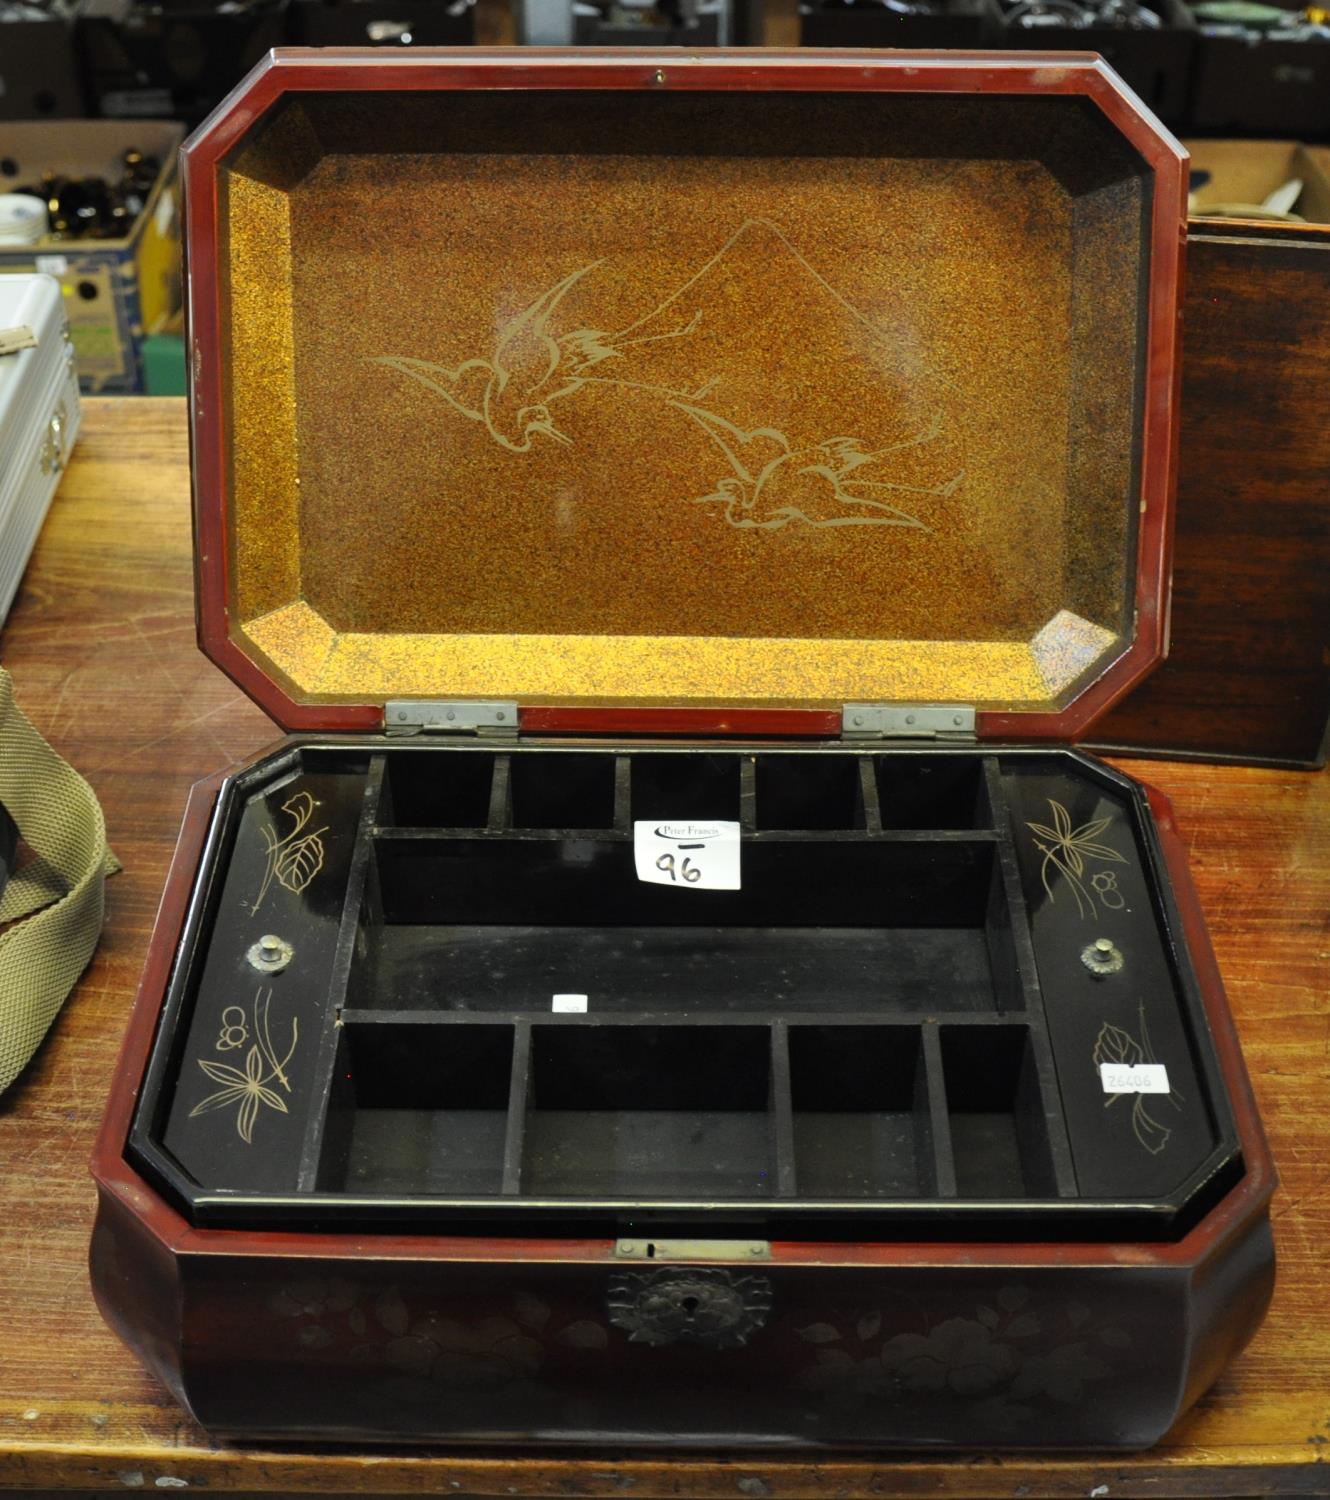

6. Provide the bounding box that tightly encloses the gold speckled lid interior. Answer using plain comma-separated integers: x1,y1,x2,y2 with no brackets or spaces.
217,85,1152,713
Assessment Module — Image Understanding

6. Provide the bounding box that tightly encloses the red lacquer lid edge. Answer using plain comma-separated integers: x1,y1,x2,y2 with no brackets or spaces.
185,49,1186,742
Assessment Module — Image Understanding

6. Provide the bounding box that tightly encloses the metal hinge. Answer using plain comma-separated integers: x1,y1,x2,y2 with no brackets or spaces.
384,700,519,737
841,704,976,741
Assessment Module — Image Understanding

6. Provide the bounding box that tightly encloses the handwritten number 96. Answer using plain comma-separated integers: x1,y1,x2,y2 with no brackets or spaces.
656,852,702,884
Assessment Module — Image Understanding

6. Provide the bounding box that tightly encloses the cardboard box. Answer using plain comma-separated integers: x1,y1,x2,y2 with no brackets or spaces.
0,119,183,393
1184,138,1330,225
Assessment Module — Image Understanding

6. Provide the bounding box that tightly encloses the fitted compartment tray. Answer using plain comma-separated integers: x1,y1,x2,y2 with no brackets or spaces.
128,741,1241,1240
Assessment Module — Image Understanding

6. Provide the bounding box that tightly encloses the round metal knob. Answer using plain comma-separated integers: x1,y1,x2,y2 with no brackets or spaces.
247,933,293,973
1081,936,1124,977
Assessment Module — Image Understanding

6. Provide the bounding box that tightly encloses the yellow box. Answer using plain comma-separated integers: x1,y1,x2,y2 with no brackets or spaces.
0,119,184,391
1184,138,1330,226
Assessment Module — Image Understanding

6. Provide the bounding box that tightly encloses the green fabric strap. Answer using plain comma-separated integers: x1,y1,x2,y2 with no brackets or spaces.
0,667,118,1096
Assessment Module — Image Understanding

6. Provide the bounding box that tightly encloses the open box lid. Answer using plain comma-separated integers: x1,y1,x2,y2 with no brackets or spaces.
185,49,1186,740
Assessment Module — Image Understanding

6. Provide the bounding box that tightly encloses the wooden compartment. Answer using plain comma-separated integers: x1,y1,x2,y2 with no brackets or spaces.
135,742,1236,1237
940,1024,1056,1199
753,754,867,831
357,839,1003,1016
630,753,741,825
383,748,496,828
340,747,1013,1024
521,1023,774,1198
788,1024,934,1198
322,1021,513,1195
874,753,989,830
509,751,617,830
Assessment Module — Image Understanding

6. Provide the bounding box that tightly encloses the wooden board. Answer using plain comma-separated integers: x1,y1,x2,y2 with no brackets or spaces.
1092,223,1330,767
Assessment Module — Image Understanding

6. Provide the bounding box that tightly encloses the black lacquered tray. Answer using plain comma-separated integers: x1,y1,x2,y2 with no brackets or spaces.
129,742,1241,1241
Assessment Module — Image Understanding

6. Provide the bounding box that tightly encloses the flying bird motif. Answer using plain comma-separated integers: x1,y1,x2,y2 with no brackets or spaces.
370,261,711,453
368,217,966,540
672,402,962,532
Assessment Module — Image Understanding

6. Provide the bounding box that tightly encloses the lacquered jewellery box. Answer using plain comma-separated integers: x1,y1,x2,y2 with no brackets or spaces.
90,49,1275,1450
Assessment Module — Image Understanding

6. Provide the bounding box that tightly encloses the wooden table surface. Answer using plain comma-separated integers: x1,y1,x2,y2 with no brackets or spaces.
0,398,1326,1497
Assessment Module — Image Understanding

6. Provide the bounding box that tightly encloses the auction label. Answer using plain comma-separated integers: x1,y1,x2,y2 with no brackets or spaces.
1100,1063,1169,1095
634,820,741,891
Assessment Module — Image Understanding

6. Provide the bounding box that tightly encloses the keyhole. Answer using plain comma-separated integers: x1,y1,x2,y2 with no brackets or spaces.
681,1296,700,1315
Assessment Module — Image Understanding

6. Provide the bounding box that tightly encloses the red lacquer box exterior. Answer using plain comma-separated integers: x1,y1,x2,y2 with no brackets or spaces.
89,48,1274,1449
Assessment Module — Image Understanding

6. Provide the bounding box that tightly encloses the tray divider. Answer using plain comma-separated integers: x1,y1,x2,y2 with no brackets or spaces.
984,851,1026,1018
376,753,397,824
502,1019,532,1194
747,828,998,844
488,753,513,832
980,757,1078,1196
983,758,1042,1002
770,1021,797,1197
613,756,633,834
740,757,757,836
983,759,1041,1021
296,752,388,1192
858,758,884,834
919,1022,957,1197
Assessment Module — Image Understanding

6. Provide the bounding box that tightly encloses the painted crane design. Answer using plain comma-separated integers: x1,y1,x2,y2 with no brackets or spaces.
370,262,710,453
672,403,961,532
369,217,965,538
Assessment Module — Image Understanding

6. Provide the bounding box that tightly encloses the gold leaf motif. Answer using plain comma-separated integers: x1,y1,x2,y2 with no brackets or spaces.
1090,1004,1183,1158
248,786,328,916
1091,1024,1144,1071
275,832,325,896
1130,1105,1172,1156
